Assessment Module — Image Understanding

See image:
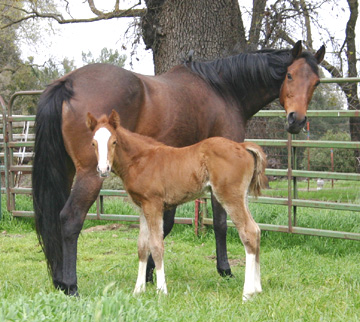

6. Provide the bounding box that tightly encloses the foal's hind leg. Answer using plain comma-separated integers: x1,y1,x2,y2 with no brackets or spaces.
58,170,103,295
219,192,261,301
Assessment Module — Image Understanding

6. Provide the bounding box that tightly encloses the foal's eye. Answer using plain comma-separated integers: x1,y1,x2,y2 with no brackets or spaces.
287,73,293,80
315,80,320,87
112,141,117,145
91,142,95,147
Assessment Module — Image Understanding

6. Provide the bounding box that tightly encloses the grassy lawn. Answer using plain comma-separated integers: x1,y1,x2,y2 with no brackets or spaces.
1,180,360,321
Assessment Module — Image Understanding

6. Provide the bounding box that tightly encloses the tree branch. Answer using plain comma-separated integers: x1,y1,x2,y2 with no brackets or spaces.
248,0,267,49
299,0,313,48
0,2,146,30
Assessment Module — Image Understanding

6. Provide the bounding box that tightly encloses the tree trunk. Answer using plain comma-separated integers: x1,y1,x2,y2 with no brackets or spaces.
141,0,244,74
346,0,360,172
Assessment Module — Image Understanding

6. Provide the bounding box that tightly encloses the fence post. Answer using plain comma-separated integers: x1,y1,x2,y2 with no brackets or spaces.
0,95,8,220
307,121,310,191
287,133,293,233
292,140,298,227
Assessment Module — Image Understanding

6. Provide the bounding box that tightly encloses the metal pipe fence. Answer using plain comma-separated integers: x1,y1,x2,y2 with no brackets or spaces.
1,78,359,239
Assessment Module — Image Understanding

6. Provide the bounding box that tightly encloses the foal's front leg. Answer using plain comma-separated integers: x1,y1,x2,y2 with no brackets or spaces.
143,202,167,294
135,204,167,294
146,207,176,283
134,214,150,294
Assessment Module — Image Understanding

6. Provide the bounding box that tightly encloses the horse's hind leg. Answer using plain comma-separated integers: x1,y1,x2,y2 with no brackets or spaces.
51,160,75,292
219,192,261,301
211,195,233,277
58,170,103,295
146,207,176,283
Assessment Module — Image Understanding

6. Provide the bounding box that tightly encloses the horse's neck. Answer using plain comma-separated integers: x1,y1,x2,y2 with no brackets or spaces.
240,85,281,120
198,54,286,120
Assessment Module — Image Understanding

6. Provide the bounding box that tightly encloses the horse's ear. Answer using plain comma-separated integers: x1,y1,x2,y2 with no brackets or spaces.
314,44,325,64
86,112,97,131
109,110,121,129
291,40,302,59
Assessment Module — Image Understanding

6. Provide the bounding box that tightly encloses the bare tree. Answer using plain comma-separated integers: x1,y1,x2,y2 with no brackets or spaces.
262,0,359,171
1,0,359,170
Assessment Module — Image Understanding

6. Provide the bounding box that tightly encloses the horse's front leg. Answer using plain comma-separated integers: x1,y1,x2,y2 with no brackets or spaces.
146,207,176,283
211,194,233,277
58,171,103,296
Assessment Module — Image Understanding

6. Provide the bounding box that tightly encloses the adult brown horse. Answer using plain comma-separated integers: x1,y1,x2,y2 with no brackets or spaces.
32,41,325,295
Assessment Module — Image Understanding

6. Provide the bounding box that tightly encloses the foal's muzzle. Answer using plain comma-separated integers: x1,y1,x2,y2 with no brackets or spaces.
286,112,307,134
97,165,111,178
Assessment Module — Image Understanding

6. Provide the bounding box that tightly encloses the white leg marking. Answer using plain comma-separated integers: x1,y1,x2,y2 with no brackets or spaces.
255,257,262,294
134,260,147,294
156,260,167,294
134,215,150,294
243,252,261,302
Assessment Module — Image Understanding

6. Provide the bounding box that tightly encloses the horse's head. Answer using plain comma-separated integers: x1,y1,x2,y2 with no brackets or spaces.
280,41,325,134
86,110,121,177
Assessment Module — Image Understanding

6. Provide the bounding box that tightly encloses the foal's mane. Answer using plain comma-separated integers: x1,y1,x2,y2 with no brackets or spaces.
186,49,319,103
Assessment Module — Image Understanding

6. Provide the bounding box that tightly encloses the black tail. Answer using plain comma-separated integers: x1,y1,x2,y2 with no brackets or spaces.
32,79,74,277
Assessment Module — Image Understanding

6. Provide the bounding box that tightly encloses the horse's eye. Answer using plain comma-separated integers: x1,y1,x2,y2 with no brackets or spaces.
315,80,320,87
91,142,95,147
113,141,117,145
287,73,293,80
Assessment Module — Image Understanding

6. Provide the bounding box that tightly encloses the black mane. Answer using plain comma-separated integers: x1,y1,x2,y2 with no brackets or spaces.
185,49,318,103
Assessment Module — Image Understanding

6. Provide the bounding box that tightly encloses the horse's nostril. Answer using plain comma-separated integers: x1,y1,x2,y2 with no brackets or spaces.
288,112,296,125
299,116,307,128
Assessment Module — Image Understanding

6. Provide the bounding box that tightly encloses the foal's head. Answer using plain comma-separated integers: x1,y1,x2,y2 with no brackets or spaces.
86,110,120,177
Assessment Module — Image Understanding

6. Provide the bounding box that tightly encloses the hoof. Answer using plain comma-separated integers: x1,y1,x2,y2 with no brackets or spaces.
217,267,234,278
156,286,168,295
242,289,261,303
146,267,154,284
133,284,146,295
54,281,79,297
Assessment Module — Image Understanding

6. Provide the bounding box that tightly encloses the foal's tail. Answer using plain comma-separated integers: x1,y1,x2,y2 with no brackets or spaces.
244,142,267,198
32,78,74,277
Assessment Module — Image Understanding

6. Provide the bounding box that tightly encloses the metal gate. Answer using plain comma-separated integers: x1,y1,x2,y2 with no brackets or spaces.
1,78,360,239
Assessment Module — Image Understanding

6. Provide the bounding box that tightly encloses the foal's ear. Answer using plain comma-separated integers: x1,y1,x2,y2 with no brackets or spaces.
109,110,121,129
86,112,98,131
314,44,325,64
291,40,302,59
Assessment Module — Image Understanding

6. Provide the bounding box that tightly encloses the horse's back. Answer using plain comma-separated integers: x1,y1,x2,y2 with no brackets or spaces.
63,64,145,125
60,64,146,168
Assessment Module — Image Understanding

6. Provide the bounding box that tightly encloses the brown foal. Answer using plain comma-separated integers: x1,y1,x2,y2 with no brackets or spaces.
86,110,267,301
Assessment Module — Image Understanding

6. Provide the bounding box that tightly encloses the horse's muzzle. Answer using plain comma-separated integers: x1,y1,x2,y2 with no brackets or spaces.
97,165,111,178
286,112,307,134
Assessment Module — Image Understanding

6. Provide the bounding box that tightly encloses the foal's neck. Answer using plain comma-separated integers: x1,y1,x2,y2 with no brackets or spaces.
113,126,162,174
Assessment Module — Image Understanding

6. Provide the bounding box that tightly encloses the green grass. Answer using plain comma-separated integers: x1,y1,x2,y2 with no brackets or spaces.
1,182,360,321
264,179,360,203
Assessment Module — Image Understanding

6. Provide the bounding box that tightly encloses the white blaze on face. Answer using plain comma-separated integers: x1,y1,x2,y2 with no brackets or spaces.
94,127,111,174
